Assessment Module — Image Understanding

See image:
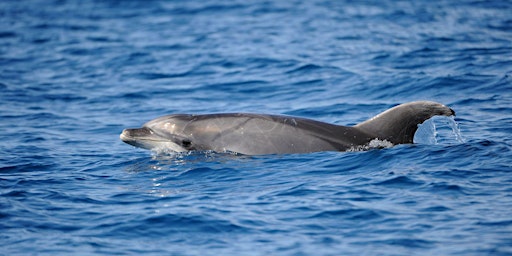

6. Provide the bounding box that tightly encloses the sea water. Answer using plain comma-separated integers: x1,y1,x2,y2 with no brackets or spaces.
1,0,511,255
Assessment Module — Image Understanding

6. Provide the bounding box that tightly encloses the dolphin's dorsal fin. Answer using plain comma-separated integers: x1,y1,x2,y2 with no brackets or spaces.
354,101,455,144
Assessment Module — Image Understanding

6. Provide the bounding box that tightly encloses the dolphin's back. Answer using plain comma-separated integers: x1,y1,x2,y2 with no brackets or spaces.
144,113,372,155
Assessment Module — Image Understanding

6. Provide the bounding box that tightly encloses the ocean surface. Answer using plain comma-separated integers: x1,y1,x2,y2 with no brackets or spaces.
1,0,511,255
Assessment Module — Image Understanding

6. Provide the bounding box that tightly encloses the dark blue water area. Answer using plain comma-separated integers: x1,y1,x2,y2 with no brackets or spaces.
1,0,512,255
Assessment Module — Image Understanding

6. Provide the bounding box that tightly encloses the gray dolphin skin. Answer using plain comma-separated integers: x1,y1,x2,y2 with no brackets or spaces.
120,101,455,155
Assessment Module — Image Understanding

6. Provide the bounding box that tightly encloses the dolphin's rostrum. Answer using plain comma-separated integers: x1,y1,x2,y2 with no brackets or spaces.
120,101,455,155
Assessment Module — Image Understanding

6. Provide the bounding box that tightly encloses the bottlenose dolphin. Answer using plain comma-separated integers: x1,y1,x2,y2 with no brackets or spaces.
120,101,455,155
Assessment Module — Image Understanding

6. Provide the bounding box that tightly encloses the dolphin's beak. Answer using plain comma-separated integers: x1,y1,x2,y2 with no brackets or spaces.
120,127,188,152
120,127,152,141
120,127,158,149
120,127,153,141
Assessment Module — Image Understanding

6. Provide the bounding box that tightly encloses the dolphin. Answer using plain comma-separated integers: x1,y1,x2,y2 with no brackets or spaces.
120,101,455,155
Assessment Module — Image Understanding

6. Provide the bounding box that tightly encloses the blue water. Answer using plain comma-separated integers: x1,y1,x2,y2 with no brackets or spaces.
1,0,512,255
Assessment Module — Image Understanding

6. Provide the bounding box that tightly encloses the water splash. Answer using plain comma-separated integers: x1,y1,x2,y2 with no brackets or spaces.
447,116,465,143
414,116,465,145
414,118,438,144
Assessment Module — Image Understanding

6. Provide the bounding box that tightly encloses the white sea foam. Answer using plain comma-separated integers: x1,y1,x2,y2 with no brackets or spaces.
347,139,394,152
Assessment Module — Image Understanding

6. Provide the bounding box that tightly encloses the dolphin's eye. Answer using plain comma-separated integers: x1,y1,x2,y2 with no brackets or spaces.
181,139,192,148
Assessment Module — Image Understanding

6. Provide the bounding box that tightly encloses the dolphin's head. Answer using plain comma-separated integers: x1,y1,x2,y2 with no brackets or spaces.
119,126,187,152
120,115,197,152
